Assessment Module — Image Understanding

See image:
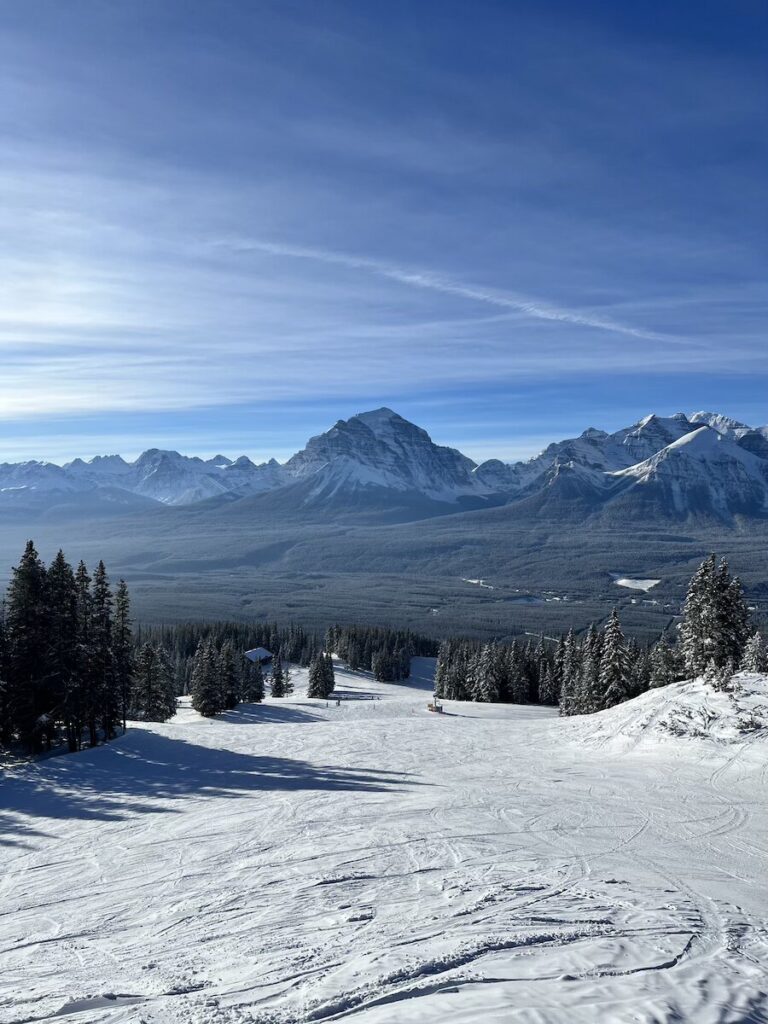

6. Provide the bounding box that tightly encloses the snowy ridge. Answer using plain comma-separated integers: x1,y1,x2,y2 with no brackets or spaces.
2,407,768,517
609,425,768,516
568,672,768,749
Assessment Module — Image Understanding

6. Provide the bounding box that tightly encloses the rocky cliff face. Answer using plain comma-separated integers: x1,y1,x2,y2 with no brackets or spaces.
284,408,486,502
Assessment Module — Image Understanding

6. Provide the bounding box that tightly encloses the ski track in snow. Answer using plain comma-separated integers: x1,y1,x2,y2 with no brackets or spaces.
1,659,768,1023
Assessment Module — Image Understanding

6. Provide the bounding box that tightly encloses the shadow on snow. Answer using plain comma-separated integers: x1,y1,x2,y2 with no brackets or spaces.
0,727,420,847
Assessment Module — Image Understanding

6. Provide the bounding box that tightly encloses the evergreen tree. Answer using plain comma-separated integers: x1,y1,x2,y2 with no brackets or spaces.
741,631,767,673
649,635,677,688
282,655,294,695
112,580,134,732
599,610,629,709
91,561,115,740
0,613,10,747
270,650,286,698
539,663,558,705
307,653,326,698
508,642,530,704
46,551,80,751
5,541,49,750
558,629,579,715
132,644,177,721
580,624,603,713
434,640,450,699
74,561,100,747
474,643,502,702
722,574,751,666
703,657,733,692
681,555,751,677
681,554,717,676
241,657,265,702
190,639,222,716
347,641,361,671
323,652,335,696
218,641,240,710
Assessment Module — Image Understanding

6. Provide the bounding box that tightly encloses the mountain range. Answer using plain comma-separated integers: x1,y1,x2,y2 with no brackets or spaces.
3,407,768,523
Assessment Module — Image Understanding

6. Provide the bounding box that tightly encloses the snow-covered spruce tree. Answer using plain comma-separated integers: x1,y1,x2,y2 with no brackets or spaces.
218,641,240,710
579,623,603,713
703,656,734,692
552,635,566,703
539,664,558,705
434,640,450,699
680,554,717,675
190,639,222,717
702,658,720,689
155,646,178,719
649,635,677,688
241,658,265,703
508,642,530,704
599,610,629,709
283,657,294,695
719,566,750,664
741,631,767,673
558,629,579,716
473,643,502,702
131,643,177,722
270,650,286,698
681,555,751,677
323,653,335,695
625,639,650,698
442,641,471,700
324,625,338,655
307,653,326,698
531,636,547,704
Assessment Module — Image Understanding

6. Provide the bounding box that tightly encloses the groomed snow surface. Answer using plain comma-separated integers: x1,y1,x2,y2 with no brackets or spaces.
2,660,768,1023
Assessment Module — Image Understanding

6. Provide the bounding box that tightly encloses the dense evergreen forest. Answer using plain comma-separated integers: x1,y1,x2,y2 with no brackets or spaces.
1,541,764,757
435,555,763,714
0,542,133,753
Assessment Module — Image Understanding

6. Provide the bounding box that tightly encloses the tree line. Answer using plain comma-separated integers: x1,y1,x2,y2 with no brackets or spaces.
435,555,762,715
4,542,763,752
324,623,437,681
0,541,134,752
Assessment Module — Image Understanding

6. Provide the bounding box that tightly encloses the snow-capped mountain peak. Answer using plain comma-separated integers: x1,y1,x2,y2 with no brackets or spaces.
284,408,487,504
610,425,768,517
689,411,753,437
3,407,768,520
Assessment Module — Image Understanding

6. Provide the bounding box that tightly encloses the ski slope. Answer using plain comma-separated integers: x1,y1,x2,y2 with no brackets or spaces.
2,660,768,1023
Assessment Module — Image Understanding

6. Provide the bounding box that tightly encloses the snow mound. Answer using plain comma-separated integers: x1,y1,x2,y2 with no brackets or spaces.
571,674,768,749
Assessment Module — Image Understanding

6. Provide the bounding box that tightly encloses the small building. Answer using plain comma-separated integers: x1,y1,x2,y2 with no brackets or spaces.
244,646,273,666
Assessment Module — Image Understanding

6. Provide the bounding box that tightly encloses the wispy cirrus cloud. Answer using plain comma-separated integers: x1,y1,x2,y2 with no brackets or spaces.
223,239,672,342
0,0,765,463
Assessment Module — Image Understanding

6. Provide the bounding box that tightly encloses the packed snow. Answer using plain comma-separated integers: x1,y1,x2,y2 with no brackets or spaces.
2,661,768,1023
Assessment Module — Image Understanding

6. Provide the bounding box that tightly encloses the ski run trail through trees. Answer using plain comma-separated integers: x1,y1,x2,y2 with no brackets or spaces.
2,659,768,1024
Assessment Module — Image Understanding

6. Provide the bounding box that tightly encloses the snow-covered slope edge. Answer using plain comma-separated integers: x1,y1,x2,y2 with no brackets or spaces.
570,674,768,750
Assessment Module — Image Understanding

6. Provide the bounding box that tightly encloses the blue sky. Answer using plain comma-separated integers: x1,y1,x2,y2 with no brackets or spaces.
1,0,766,464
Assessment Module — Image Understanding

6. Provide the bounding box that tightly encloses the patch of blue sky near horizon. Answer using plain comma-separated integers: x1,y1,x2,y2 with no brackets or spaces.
0,0,766,463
